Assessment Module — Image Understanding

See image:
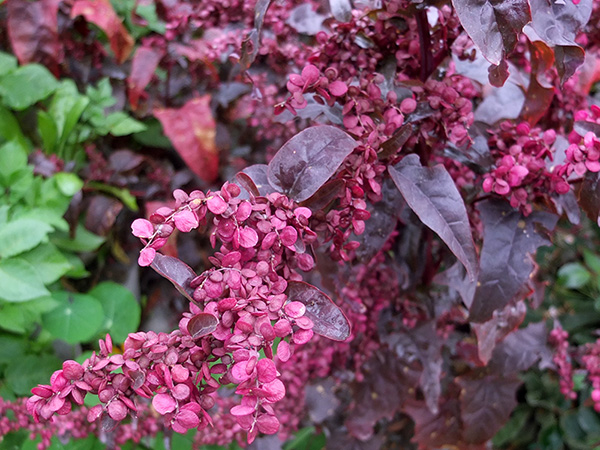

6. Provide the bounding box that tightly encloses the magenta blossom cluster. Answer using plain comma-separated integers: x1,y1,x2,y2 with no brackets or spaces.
582,339,600,413
549,325,576,400
29,183,324,444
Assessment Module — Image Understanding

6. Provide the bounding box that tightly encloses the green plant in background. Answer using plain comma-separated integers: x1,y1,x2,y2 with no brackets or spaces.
0,55,142,402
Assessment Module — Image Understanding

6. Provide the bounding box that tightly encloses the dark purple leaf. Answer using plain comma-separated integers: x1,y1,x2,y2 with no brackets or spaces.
388,155,478,280
237,165,276,197
577,171,600,226
346,350,420,441
151,253,197,303
267,126,357,202
526,0,593,82
129,370,145,391
305,378,340,423
354,179,402,262
101,413,118,432
469,200,557,322
451,0,531,65
84,195,123,237
239,0,271,69
472,300,526,364
573,120,600,138
187,313,218,339
488,58,509,87
286,281,351,341
286,4,326,35
489,322,553,375
552,190,581,226
299,179,344,211
474,76,525,124
378,123,413,159
383,322,442,414
456,372,521,444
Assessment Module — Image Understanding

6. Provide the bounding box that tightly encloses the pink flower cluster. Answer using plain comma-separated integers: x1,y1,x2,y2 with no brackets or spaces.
29,183,323,444
582,339,600,413
483,121,570,215
557,107,600,178
549,325,576,400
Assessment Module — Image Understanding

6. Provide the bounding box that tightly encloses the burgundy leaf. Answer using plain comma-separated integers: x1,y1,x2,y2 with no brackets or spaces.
154,96,219,183
456,372,521,444
128,46,164,110
187,313,218,339
286,281,351,341
388,155,478,280
520,40,555,125
150,253,198,303
378,123,413,159
267,126,358,202
573,120,600,138
237,165,277,197
469,200,557,322
526,0,593,82
488,58,509,87
71,0,134,64
7,0,63,75
85,195,124,237
488,322,553,376
577,171,600,227
472,300,526,364
451,0,531,65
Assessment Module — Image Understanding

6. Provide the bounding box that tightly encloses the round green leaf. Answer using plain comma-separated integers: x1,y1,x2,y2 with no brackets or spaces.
42,292,104,344
5,354,60,396
0,258,49,302
53,172,84,196
88,281,140,343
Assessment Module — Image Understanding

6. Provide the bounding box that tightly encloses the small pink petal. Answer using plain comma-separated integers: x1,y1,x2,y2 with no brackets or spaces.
256,414,280,434
207,195,228,214
138,247,156,266
131,219,154,238
87,405,103,422
328,80,348,96
239,227,259,248
280,226,298,247
62,360,84,380
175,410,200,429
284,301,306,319
107,399,128,421
173,209,199,232
257,359,277,384
152,393,177,415
277,340,291,362
230,404,255,416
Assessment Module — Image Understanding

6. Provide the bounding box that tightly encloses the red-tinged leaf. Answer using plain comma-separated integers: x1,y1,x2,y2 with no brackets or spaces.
299,179,344,211
154,96,219,183
187,313,218,339
285,281,351,341
150,253,197,303
451,0,531,65
378,123,413,159
7,0,62,75
488,322,553,376
488,58,509,87
526,0,592,83
469,200,557,322
128,46,164,110
520,40,555,125
267,126,357,202
71,0,134,64
456,372,521,444
472,300,526,364
577,171,600,227
388,155,478,280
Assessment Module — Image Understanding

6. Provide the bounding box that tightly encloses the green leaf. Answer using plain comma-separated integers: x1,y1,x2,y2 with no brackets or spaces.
492,406,531,447
87,181,139,211
42,292,104,344
0,335,27,363
51,224,105,252
63,253,89,278
88,282,140,343
5,354,60,396
0,52,17,76
0,258,49,302
0,64,59,110
105,112,147,136
0,140,28,185
0,218,53,258
577,407,600,436
0,106,28,147
54,173,84,196
133,118,173,149
19,243,72,284
0,430,28,450
558,262,591,289
37,110,58,153
14,207,69,232
584,250,600,275
0,296,58,333
283,427,326,450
